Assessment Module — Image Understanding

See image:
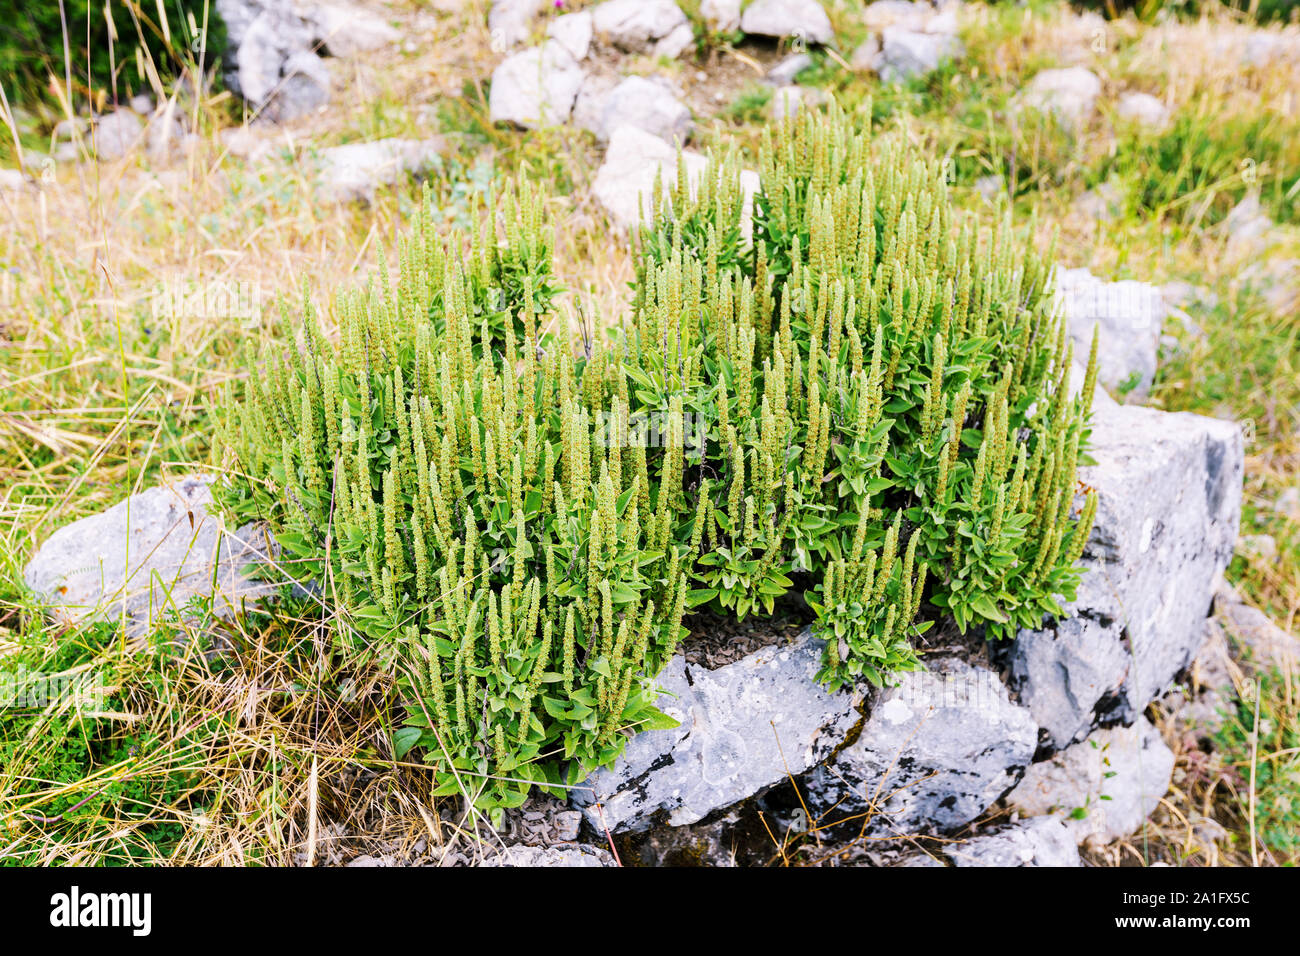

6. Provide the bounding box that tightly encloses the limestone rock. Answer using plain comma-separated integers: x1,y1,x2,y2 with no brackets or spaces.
0,168,31,191
944,817,1081,867
488,0,547,48
547,10,594,61
91,111,144,161
1216,590,1300,673
592,125,762,236
1236,30,1300,68
1116,91,1169,131
1054,266,1166,400
489,41,586,128
1072,181,1125,223
591,0,693,57
217,1,332,120
805,657,1039,836
302,2,399,56
1017,67,1102,127
850,36,883,72
740,0,834,45
1275,486,1300,523
862,0,958,33
1224,194,1273,252
973,174,1002,203
217,1,395,118
144,104,191,162
766,52,813,86
266,50,332,122
1008,718,1175,848
316,137,446,203
700,0,742,33
879,26,963,82
23,475,291,637
591,124,705,229
595,76,692,144
1003,572,1133,751
571,71,621,135
572,628,859,832
1005,401,1243,750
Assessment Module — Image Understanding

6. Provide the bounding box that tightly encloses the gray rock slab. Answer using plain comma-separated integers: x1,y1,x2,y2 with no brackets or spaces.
547,10,594,61
879,27,963,82
766,53,813,86
592,125,762,236
944,817,1081,867
740,0,834,44
591,0,691,55
1116,91,1169,131
804,656,1038,836
488,0,548,48
24,474,293,637
315,137,446,203
302,2,399,57
595,76,692,144
572,628,859,832
92,111,144,161
1008,717,1175,848
489,41,586,128
1055,266,1166,399
1017,67,1102,127
1006,400,1242,750
700,0,742,33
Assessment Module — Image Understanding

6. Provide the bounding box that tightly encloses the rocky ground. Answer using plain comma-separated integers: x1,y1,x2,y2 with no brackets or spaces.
1,0,1298,866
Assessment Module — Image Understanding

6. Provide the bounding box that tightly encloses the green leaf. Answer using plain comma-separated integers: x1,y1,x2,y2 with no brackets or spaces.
970,593,1008,624
392,727,422,759
686,588,719,607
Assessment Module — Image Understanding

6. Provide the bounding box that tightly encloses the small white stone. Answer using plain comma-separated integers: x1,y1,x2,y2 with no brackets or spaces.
1116,91,1169,131
1017,67,1102,127
547,10,593,61
488,41,586,128
740,0,833,45
699,0,741,33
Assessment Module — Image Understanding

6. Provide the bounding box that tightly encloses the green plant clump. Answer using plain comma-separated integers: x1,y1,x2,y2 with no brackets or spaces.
217,183,695,814
627,102,1098,689
215,102,1098,811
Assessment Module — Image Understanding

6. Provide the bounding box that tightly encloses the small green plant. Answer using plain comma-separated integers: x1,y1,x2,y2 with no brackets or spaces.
721,85,774,124
623,101,1098,689
1215,667,1300,863
216,184,694,815
216,100,1099,809
0,622,212,864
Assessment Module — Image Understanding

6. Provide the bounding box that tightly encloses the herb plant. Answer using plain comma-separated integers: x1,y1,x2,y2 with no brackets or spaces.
216,102,1099,807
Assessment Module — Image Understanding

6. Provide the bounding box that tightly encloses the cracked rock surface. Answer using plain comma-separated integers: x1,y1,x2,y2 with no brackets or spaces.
804,656,1039,836
573,628,859,832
